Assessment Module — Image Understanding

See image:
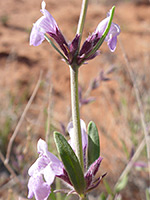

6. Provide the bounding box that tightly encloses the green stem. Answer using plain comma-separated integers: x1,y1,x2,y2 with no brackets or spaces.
70,64,84,171
76,0,89,48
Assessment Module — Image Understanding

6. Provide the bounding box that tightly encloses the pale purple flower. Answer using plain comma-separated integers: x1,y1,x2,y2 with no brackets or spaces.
30,2,120,65
27,139,65,199
30,1,58,46
95,8,120,52
30,1,79,64
77,8,120,65
28,120,105,199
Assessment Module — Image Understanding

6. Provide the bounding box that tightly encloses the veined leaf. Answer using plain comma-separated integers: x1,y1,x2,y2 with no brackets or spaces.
54,131,85,195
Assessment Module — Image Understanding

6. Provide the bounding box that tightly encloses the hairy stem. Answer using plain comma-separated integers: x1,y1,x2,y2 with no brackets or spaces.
70,65,84,171
76,0,89,47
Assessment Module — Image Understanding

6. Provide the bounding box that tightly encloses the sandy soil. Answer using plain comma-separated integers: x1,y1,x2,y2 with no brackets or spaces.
0,0,150,199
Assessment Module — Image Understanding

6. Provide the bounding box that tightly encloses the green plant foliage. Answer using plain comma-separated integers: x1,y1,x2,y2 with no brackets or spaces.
115,175,128,193
146,188,150,200
99,192,106,200
54,131,85,195
87,121,100,167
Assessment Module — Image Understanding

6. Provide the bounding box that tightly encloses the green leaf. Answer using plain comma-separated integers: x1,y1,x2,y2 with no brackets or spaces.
99,192,106,200
88,121,100,167
54,131,85,195
115,175,128,193
49,188,56,200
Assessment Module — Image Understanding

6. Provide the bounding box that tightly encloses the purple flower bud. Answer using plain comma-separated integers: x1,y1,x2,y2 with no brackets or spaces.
84,157,106,192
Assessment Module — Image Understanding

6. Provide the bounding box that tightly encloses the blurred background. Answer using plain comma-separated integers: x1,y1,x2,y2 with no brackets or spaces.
0,0,150,199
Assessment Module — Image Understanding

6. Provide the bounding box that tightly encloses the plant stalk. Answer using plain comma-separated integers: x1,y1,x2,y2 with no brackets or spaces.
70,64,84,171
76,0,89,48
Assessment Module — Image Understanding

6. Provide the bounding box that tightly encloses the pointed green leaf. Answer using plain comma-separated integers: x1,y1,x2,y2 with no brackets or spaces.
54,131,85,195
115,175,128,193
88,121,100,167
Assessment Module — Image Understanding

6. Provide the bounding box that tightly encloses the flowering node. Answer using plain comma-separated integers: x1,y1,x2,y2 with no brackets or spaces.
27,120,106,200
30,2,120,66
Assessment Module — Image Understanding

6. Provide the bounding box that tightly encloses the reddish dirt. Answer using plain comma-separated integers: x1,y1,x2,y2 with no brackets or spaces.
0,0,150,199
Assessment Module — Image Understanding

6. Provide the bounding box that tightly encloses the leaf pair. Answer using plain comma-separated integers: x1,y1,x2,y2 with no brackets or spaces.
54,121,100,195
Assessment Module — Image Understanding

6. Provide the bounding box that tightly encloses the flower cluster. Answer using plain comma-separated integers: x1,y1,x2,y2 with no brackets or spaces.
30,1,120,65
28,120,105,200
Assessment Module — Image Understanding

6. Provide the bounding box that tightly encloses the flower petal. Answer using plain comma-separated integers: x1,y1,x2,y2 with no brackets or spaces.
106,23,120,52
28,176,51,200
94,8,120,52
37,138,48,155
43,164,56,185
37,139,64,175
30,22,45,46
80,119,88,149
67,119,88,150
95,17,109,38
29,1,58,46
28,156,49,176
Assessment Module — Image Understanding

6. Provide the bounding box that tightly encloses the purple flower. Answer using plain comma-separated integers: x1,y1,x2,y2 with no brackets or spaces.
30,2,120,65
95,9,120,52
27,139,64,199
28,120,105,199
30,1,58,46
30,1,79,64
77,8,120,65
